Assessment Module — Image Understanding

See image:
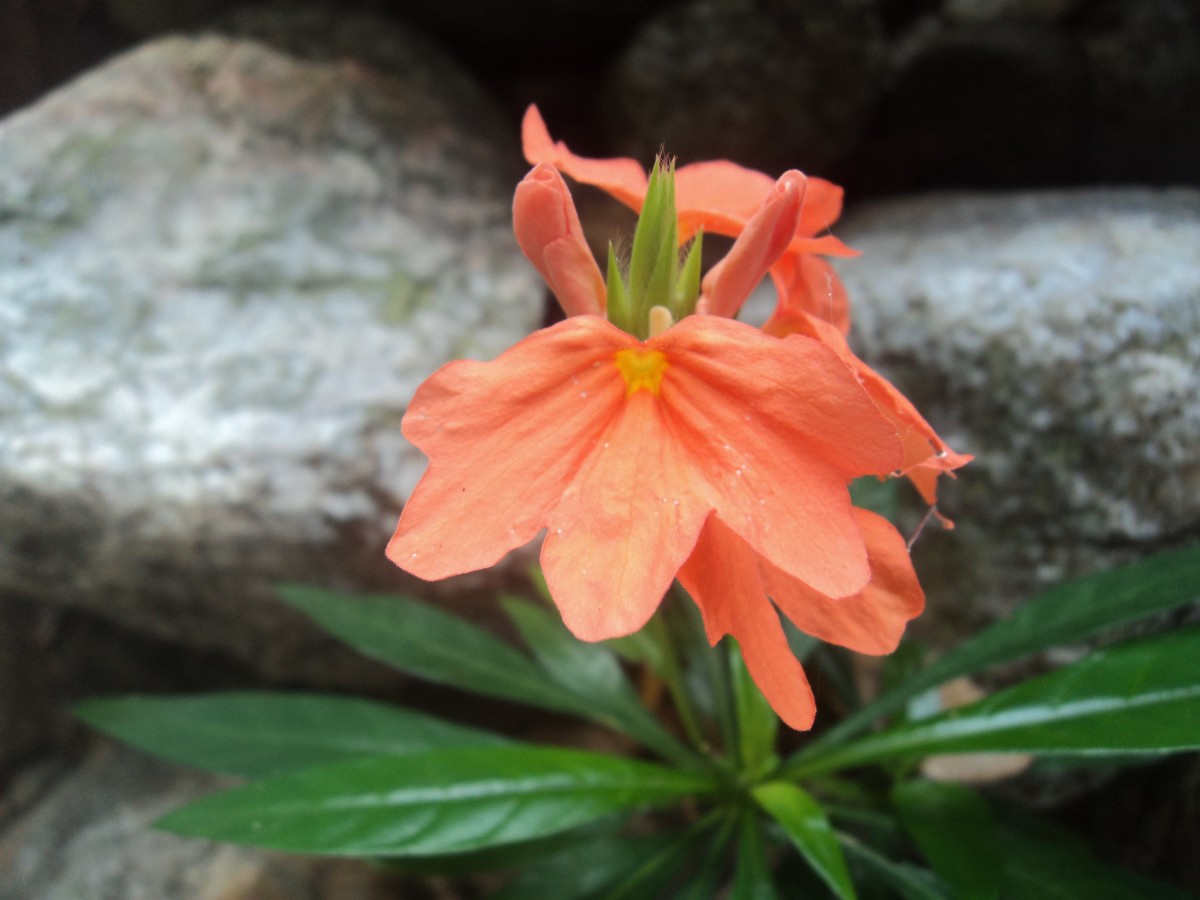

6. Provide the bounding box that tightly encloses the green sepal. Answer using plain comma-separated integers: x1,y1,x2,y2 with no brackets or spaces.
672,229,704,319
606,241,633,335
627,158,678,336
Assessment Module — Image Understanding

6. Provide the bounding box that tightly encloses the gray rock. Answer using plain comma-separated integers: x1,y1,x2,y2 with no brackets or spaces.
0,740,412,899
1079,0,1200,184
105,0,240,35
942,0,1084,24
604,0,885,176
0,30,542,690
852,22,1090,193
840,188,1200,640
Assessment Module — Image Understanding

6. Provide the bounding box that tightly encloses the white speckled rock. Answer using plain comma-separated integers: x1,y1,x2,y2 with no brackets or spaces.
0,741,408,900
0,27,542,686
839,188,1200,638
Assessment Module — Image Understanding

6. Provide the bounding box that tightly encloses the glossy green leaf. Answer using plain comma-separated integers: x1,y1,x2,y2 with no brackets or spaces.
993,810,1193,899
76,692,507,778
731,810,779,900
384,822,623,876
801,545,1200,755
839,835,950,900
792,627,1200,775
158,745,716,856
892,781,1001,900
754,782,857,900
500,597,699,769
279,585,583,715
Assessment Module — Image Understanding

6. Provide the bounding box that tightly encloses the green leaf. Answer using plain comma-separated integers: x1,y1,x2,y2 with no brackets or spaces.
158,745,716,856
849,477,899,521
839,835,950,900
279,585,583,716
384,822,623,876
800,545,1200,756
500,597,699,768
730,642,779,775
754,782,857,900
490,830,691,900
992,809,1193,899
676,814,737,900
731,810,779,900
792,627,1200,775
75,692,507,778
891,781,1001,900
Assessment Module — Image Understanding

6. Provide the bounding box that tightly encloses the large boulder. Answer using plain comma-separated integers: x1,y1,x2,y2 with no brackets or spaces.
603,0,885,176
0,19,542,724
840,188,1200,642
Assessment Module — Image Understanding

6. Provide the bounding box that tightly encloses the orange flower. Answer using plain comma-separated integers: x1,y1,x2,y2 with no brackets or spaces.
520,105,969,506
389,137,935,730
522,105,856,332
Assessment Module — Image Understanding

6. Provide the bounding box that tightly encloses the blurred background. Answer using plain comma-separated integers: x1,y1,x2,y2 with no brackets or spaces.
1,0,1197,896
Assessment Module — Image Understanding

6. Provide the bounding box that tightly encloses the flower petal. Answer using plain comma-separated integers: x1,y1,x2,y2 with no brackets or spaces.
767,508,925,655
675,161,778,240
513,163,605,317
763,310,972,503
388,317,630,579
653,317,902,599
699,170,806,319
768,253,852,334
797,177,845,238
542,392,707,641
679,516,816,730
521,105,648,211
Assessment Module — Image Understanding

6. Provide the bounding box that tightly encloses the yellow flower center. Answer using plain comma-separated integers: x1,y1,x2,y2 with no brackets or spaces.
614,348,668,398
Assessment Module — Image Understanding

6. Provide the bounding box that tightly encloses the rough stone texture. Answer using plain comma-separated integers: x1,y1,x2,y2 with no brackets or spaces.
0,740,418,900
0,27,542,693
1079,0,1200,184
942,0,1084,23
603,0,886,177
852,22,1090,193
839,188,1200,641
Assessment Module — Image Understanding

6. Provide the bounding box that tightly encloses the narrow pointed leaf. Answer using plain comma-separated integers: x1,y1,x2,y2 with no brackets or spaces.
993,812,1193,899
279,585,583,715
500,597,699,768
839,835,950,900
732,810,780,900
801,545,1200,755
158,746,716,856
754,782,857,900
892,781,1001,900
676,815,737,900
76,692,506,778
594,825,708,900
730,642,779,774
793,627,1200,775
489,831,688,900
